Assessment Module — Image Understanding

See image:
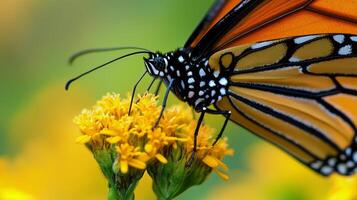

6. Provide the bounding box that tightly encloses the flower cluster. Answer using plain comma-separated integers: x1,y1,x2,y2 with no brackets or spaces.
74,93,233,200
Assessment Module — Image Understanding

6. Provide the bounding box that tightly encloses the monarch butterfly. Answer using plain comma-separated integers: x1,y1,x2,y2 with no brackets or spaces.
66,0,357,176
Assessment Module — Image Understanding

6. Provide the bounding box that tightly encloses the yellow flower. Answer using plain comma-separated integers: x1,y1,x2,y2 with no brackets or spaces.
115,143,148,174
202,138,234,181
179,122,234,180
74,93,203,173
145,107,233,200
158,105,193,135
74,92,234,200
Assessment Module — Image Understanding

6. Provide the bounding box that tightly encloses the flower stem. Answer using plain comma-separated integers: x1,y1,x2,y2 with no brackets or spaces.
108,184,134,200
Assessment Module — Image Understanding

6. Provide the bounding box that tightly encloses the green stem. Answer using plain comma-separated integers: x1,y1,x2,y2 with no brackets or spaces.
108,185,120,200
107,184,134,200
157,196,172,200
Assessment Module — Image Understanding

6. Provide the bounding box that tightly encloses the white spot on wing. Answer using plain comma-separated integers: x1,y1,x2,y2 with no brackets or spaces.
200,81,205,87
347,161,355,168
321,166,333,175
310,161,322,169
333,34,345,44
294,35,319,44
346,148,352,156
337,163,347,174
328,158,337,166
220,88,226,95
350,36,357,42
188,78,195,84
251,41,274,49
188,91,194,98
353,152,357,162
219,78,228,86
289,56,300,62
338,45,352,55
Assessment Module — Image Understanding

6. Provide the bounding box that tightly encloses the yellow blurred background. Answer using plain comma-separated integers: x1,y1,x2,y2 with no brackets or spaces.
0,0,356,199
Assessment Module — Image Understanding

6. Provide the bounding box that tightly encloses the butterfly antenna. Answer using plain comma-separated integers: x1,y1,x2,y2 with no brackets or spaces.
65,51,150,90
68,46,152,65
128,71,148,115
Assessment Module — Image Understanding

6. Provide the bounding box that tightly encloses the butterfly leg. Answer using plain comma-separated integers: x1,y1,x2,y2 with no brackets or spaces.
153,78,175,128
128,71,148,115
146,78,157,92
205,108,231,146
187,108,207,166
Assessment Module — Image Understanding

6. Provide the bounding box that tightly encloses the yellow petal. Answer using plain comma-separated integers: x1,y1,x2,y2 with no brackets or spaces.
225,149,234,156
176,138,189,142
106,136,121,144
155,154,168,164
120,160,128,173
100,129,117,136
144,144,153,153
128,159,147,170
202,155,219,168
75,135,91,144
214,169,230,181
138,154,151,162
216,159,229,171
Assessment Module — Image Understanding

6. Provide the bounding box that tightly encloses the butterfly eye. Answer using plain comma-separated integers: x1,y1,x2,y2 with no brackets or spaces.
153,57,167,71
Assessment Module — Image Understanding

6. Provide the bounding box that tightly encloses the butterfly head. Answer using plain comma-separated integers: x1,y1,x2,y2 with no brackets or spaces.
144,53,168,77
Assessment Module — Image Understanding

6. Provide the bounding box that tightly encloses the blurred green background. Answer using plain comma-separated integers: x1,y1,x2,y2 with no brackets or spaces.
0,1,353,199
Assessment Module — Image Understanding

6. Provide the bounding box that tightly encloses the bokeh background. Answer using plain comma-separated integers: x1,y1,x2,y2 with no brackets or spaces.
0,0,356,199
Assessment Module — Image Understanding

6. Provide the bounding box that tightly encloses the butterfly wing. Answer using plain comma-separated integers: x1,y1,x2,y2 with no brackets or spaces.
309,0,357,23
211,34,357,176
184,0,241,48
188,0,357,59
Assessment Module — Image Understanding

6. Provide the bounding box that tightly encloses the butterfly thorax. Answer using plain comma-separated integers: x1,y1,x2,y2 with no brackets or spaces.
144,48,228,111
